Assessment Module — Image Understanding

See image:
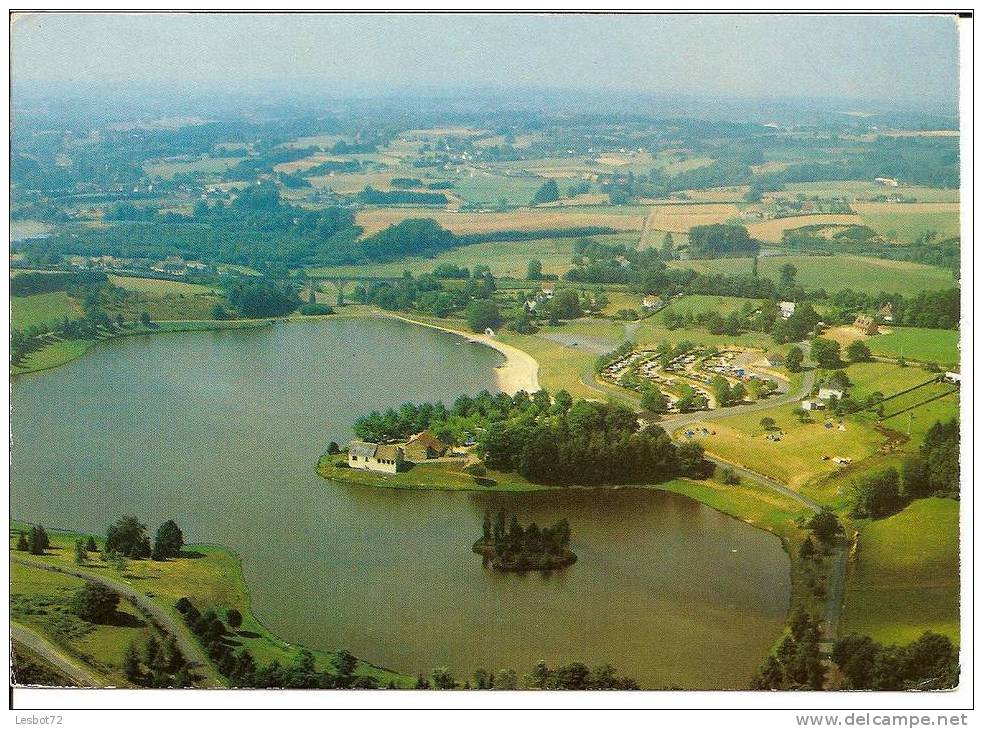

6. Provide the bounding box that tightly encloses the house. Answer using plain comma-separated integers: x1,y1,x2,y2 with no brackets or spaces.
540,283,555,299
818,388,845,401
944,371,961,385
874,177,899,187
405,431,450,461
348,441,404,474
801,399,825,411
779,301,796,320
642,295,662,310
853,314,879,336
878,303,894,322
764,351,786,368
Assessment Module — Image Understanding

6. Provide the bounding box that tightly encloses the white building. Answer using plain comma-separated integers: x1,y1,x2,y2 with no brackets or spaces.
801,399,825,411
642,295,662,310
818,388,845,401
348,441,404,474
944,372,961,385
875,177,899,187
779,301,796,320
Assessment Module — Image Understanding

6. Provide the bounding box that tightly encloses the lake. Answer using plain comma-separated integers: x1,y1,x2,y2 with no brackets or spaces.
10,316,790,688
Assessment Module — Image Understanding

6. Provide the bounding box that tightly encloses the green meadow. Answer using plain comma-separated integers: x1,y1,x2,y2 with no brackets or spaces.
672,255,956,296
867,327,959,366
11,291,81,329
842,498,960,645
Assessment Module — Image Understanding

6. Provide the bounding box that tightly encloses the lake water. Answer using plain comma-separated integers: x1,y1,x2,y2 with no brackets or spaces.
10,317,790,688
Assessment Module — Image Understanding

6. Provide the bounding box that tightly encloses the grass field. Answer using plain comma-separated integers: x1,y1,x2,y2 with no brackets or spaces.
10,522,411,687
878,385,959,447
747,214,864,243
842,498,959,645
144,155,245,179
318,455,544,492
867,327,960,366
779,181,960,204
632,320,775,350
447,173,546,207
354,208,644,236
654,294,760,323
645,203,739,234
671,254,956,296
108,275,219,295
496,330,601,401
10,560,154,686
10,219,54,241
845,361,942,401
11,291,82,328
687,403,884,495
853,203,961,244
307,235,593,279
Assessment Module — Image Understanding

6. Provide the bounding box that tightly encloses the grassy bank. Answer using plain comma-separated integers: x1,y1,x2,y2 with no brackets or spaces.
9,521,413,688
318,454,548,492
841,498,960,645
10,319,274,377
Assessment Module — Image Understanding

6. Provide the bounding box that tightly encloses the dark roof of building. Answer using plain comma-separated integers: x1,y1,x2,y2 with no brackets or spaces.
349,441,378,459
407,431,448,451
376,445,403,461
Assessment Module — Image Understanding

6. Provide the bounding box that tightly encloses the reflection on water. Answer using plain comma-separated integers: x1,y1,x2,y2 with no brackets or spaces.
11,318,789,688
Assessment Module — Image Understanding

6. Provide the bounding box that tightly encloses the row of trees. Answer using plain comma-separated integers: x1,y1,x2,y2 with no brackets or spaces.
176,597,377,688
422,661,639,690
851,418,959,519
105,515,184,561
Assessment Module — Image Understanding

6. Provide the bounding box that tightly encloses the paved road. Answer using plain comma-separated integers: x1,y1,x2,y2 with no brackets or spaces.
11,556,225,687
11,621,103,687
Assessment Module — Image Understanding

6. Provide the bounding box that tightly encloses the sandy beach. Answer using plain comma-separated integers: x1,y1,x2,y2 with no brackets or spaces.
372,311,541,395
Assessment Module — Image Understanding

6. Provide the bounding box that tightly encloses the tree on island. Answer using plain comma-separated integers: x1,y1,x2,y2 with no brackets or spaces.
474,510,575,572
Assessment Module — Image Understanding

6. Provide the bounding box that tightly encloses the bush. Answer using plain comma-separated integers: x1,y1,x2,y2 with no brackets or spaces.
299,303,333,316
72,583,120,623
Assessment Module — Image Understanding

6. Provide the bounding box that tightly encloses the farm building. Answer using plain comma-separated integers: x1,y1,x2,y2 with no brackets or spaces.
853,314,879,335
944,371,961,385
801,399,825,411
779,301,796,319
878,303,894,322
540,283,555,299
348,441,405,474
818,388,845,401
405,431,450,461
642,295,662,310
874,177,899,187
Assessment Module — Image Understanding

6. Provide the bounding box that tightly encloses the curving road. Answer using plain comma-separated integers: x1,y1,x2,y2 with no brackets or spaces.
11,556,225,688
11,621,103,687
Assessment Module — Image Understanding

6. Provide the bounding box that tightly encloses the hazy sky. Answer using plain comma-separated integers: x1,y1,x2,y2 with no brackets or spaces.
11,13,960,105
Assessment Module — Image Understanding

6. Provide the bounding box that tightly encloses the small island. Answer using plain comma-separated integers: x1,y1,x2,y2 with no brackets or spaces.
473,510,576,572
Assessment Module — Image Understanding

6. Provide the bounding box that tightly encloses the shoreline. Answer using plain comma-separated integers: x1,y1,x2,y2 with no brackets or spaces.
364,309,541,395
